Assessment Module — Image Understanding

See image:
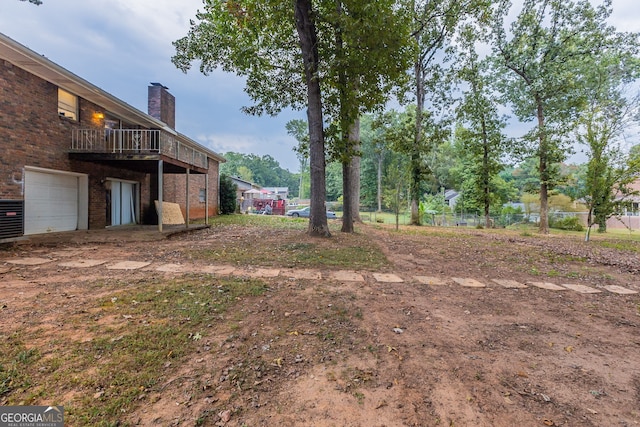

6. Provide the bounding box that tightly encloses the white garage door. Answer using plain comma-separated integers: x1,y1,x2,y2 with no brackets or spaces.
25,170,79,235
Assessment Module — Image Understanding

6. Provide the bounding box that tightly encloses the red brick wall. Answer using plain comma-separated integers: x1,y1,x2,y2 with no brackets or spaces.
163,160,220,220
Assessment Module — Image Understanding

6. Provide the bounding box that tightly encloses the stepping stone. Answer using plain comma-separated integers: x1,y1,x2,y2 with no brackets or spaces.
330,271,365,282
604,285,638,295
241,268,280,278
372,273,404,283
6,257,52,266
283,269,322,280
527,281,567,291
106,261,151,270
59,259,107,268
452,277,486,288
156,263,187,273
492,279,527,289
414,276,449,286
561,283,601,294
199,265,237,276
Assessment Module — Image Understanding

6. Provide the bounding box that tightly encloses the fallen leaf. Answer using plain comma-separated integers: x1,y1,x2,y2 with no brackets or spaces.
565,346,574,353
288,331,299,336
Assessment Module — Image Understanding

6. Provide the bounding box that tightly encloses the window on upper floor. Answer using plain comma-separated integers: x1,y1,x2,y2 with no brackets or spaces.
58,88,78,120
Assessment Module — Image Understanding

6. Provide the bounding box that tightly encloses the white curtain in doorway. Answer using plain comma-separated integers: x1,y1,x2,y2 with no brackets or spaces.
111,181,136,226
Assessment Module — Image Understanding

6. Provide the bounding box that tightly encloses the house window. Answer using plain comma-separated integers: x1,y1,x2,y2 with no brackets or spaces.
199,188,206,203
58,88,78,120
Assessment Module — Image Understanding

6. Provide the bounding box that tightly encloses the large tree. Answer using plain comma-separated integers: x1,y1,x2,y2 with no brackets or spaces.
492,0,619,233
322,1,413,232
174,0,412,235
173,0,330,235
576,44,640,238
455,25,510,228
405,0,487,225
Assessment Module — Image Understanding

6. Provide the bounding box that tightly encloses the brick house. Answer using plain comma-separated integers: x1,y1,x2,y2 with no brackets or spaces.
0,32,225,242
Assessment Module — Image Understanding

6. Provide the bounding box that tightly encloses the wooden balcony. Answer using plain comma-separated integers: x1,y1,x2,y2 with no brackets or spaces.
70,128,208,173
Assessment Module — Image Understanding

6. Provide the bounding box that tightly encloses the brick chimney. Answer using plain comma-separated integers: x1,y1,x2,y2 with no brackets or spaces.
148,83,175,129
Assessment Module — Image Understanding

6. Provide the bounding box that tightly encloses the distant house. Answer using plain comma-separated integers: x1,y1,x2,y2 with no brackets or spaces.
263,187,289,200
0,32,224,241
444,190,461,209
229,176,260,213
604,178,640,230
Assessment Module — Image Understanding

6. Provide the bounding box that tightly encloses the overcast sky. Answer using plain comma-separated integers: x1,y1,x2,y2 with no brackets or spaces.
1,0,638,171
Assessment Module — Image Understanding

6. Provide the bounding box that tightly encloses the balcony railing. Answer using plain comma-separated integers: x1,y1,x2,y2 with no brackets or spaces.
71,128,208,169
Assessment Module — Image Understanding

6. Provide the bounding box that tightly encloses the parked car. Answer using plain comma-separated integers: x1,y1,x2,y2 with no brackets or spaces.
286,206,337,219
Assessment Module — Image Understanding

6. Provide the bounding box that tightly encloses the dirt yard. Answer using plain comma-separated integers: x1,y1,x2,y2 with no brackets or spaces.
1,219,639,427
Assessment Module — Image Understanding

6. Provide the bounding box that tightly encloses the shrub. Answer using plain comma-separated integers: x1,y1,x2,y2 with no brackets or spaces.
550,216,584,231
219,174,237,215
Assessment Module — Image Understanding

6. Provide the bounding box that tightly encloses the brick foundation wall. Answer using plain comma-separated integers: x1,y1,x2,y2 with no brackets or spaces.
163,161,220,220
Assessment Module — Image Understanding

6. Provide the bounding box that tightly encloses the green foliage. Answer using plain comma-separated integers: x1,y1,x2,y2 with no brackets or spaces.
220,152,299,195
492,0,620,232
219,174,237,215
549,216,584,232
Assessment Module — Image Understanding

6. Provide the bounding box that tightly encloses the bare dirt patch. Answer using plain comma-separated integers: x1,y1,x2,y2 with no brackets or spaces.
1,221,639,426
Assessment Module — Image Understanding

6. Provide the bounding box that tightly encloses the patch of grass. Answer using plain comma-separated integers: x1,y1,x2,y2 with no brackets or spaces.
0,335,40,398
0,276,267,426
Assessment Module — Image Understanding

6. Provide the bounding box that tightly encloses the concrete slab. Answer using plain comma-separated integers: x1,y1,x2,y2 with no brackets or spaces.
330,271,365,282
604,285,638,295
199,265,237,276
492,279,527,289
527,281,567,291
106,261,151,270
452,277,486,288
560,283,601,294
283,269,322,280
414,276,449,286
372,273,404,283
58,259,107,268
241,268,281,278
155,263,188,273
6,257,52,266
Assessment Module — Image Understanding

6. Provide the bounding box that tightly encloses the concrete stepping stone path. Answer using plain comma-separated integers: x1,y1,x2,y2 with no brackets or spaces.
560,283,601,294
492,279,527,289
604,285,638,295
452,277,486,288
372,273,404,283
527,281,568,291
3,252,639,296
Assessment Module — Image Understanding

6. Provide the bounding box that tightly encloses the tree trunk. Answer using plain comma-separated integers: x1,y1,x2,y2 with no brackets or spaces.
377,153,383,212
411,59,424,226
295,0,330,237
341,161,354,232
536,98,549,234
348,119,361,223
481,117,491,229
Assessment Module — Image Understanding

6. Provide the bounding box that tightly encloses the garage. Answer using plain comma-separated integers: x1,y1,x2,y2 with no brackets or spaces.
24,168,88,235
